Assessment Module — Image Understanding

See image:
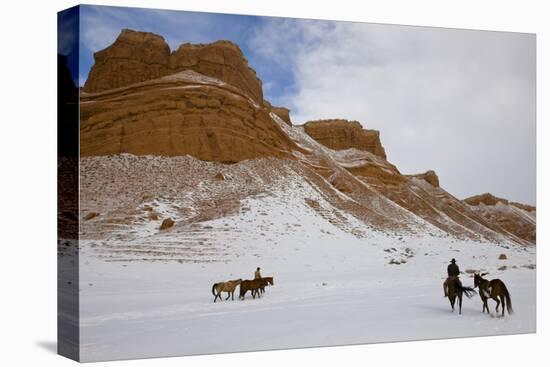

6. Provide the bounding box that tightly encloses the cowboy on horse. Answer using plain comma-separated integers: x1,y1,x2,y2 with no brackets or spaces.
443,258,476,314
443,258,460,297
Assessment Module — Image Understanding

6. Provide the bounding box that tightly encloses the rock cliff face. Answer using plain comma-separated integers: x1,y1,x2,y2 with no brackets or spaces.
464,193,503,206
83,30,171,94
303,119,387,159
464,193,536,244
406,170,440,188
264,100,292,126
80,70,300,162
83,29,264,104
464,193,535,212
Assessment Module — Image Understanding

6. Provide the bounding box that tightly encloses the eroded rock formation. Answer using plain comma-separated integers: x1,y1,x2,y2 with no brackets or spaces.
464,193,536,244
303,119,386,159
264,100,292,126
406,170,440,188
464,193,535,212
80,70,301,162
83,29,264,104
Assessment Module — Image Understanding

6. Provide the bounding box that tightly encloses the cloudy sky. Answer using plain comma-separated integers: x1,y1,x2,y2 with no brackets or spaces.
69,5,536,205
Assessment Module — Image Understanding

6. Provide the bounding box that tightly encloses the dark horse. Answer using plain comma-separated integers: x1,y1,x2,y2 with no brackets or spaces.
474,273,513,317
258,277,274,294
239,279,263,300
446,276,476,314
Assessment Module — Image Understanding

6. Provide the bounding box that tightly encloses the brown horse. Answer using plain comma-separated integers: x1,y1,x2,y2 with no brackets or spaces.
446,276,476,314
474,273,513,317
239,279,264,300
211,279,242,302
259,277,274,294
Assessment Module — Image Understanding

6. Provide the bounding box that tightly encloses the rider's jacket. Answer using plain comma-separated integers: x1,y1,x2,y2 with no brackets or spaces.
447,263,459,277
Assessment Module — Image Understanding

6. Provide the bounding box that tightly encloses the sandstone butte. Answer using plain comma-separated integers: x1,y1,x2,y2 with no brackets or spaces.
81,29,298,162
303,119,387,159
404,170,440,188
79,29,535,246
464,192,535,212
83,29,264,103
463,193,536,244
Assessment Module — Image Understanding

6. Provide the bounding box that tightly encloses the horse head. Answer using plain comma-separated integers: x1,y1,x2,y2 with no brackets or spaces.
473,273,481,288
473,272,489,288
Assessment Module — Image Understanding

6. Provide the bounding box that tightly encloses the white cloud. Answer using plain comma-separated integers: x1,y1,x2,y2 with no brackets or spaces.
250,19,535,204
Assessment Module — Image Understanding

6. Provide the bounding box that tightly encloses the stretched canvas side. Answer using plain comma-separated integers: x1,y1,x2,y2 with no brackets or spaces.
57,5,80,362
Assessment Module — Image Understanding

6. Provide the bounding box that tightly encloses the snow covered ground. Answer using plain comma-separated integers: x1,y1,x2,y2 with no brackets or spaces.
77,184,536,362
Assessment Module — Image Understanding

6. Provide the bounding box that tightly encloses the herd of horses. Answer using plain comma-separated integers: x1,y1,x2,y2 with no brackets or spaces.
211,277,274,302
211,272,513,318
447,272,513,317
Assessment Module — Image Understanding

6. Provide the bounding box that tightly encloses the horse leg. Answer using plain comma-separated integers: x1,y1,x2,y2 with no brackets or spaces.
231,291,234,301
494,298,500,315
459,294,463,315
500,295,505,317
225,292,230,300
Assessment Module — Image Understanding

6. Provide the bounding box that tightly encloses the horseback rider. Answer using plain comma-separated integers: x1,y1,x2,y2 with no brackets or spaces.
254,267,262,280
443,258,460,297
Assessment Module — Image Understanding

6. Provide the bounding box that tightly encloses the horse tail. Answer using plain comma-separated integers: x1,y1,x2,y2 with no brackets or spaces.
460,285,477,299
502,283,513,314
211,283,218,296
